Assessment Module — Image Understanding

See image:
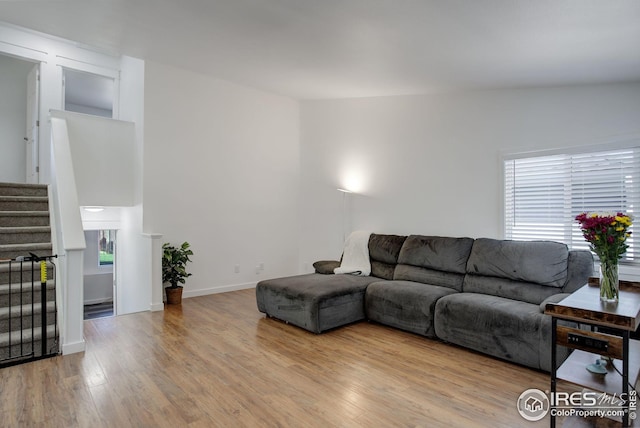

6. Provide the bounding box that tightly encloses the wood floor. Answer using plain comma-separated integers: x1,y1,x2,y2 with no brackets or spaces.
0,289,554,427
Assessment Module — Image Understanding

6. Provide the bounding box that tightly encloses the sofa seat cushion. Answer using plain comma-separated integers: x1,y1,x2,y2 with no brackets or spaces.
365,280,458,338
434,293,559,371
256,273,380,333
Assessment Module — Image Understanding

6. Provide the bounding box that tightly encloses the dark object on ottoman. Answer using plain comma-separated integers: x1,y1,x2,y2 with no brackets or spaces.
312,260,340,274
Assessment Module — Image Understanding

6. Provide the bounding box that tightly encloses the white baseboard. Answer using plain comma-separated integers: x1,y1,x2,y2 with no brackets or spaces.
62,339,86,355
182,281,256,299
83,298,113,305
150,302,164,312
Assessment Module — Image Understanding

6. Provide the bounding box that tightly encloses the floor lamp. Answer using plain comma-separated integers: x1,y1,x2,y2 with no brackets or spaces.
337,188,353,244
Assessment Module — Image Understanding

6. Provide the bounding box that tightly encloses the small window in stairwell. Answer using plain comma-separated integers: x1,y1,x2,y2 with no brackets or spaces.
63,68,115,118
98,230,115,266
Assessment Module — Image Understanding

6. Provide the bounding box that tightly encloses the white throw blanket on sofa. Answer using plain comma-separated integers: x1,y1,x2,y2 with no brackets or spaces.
334,231,372,276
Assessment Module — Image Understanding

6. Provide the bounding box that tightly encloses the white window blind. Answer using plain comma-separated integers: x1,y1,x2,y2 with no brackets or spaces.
504,147,640,262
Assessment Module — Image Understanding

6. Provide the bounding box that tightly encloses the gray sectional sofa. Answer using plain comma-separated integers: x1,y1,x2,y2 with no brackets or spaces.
256,234,593,372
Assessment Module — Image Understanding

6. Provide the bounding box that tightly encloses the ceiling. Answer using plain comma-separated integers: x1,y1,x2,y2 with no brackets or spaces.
0,0,639,99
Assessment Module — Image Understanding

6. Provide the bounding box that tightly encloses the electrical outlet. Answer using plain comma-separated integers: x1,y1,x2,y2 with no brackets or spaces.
234,264,240,273
255,265,261,274
259,262,265,271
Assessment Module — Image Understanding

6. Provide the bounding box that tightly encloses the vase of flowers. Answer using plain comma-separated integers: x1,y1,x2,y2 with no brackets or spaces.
575,212,633,303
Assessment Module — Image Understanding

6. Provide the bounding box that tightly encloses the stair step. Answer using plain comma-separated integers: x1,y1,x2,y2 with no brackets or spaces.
0,302,56,332
0,262,56,285
0,196,48,212
0,226,51,245
0,281,55,307
0,340,59,363
0,313,56,333
0,300,56,319
0,182,58,366
0,325,58,361
0,183,48,197
0,243,53,260
0,280,55,294
0,211,50,227
0,323,57,346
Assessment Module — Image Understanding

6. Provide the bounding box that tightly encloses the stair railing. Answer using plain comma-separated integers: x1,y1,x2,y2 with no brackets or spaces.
0,254,58,368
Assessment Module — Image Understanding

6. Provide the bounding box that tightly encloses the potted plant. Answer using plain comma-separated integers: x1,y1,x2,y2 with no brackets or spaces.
162,241,193,304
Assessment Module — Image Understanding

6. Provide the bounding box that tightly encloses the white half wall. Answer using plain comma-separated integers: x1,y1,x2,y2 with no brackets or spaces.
50,110,136,207
0,54,32,183
143,61,300,296
299,83,640,268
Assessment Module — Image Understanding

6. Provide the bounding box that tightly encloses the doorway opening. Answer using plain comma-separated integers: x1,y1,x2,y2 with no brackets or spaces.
83,229,116,320
0,53,38,184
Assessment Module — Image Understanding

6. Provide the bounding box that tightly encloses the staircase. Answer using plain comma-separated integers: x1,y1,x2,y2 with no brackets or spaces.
0,182,59,366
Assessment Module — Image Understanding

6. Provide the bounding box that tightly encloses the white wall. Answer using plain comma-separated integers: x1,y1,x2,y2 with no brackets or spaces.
0,54,32,183
299,83,640,268
143,61,300,297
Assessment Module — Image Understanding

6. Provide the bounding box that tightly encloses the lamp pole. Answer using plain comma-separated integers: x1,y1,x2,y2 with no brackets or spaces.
337,188,353,244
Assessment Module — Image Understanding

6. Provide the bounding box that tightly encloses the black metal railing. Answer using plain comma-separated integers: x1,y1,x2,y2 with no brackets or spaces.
0,254,59,368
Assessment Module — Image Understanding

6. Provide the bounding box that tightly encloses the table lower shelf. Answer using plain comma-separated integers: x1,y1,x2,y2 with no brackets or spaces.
557,340,640,395
560,414,633,427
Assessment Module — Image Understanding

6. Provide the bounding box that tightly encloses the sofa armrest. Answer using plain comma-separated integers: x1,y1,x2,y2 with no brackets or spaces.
540,293,571,313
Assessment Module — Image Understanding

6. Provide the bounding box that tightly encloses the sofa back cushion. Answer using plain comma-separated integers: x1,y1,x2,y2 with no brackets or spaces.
466,238,569,287
463,238,572,304
368,234,407,280
393,235,475,291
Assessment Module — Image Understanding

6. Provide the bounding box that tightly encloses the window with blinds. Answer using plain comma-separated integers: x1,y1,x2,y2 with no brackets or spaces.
504,147,640,262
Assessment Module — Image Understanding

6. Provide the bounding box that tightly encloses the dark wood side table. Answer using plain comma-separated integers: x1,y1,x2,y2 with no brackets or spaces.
545,283,640,427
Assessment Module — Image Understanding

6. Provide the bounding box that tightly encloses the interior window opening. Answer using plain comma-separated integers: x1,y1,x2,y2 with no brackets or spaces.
63,68,114,118
99,229,115,266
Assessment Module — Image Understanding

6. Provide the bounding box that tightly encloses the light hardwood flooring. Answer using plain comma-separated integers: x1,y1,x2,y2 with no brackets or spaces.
1,289,555,427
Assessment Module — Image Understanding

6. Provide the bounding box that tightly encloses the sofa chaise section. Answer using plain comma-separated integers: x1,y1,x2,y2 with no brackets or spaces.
256,233,407,333
256,273,380,333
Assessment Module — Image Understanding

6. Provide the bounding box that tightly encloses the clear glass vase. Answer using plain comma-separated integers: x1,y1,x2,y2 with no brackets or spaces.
600,260,619,304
